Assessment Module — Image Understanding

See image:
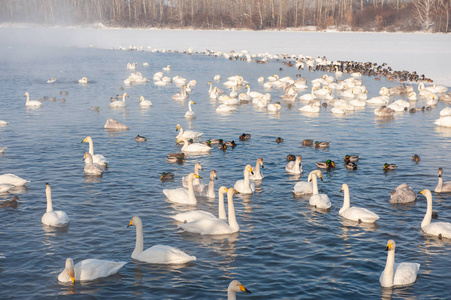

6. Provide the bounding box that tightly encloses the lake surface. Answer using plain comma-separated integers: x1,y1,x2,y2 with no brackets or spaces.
0,41,450,300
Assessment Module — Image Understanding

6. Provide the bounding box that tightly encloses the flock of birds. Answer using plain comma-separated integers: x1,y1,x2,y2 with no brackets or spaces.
2,45,451,298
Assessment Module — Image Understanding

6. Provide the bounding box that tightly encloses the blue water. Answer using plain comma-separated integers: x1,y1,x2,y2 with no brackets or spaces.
0,43,450,300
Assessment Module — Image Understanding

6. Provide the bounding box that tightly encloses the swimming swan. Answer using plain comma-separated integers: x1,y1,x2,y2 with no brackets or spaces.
110,93,128,108
0,174,29,186
128,216,196,264
78,77,88,84
81,136,109,167
172,186,227,223
420,189,451,239
176,124,203,140
249,157,264,181
24,92,42,108
139,96,152,107
435,168,451,192
41,183,69,227
234,165,255,194
292,170,322,195
227,280,252,299
185,100,196,118
339,183,379,223
194,169,218,198
434,116,451,128
163,173,201,205
83,152,104,175
309,171,331,209
58,258,126,284
379,239,420,287
286,156,302,174
177,137,211,154
179,188,240,235
172,85,188,101
104,119,129,130
182,162,203,188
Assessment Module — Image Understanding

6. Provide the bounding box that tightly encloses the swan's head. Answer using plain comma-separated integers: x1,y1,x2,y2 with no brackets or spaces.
189,100,196,105
245,164,254,175
194,162,203,172
419,189,432,198
257,157,264,168
139,96,144,102
308,170,323,182
124,93,129,98
24,92,29,97
438,168,443,177
127,215,142,228
83,152,94,164
218,186,228,194
81,136,92,144
228,280,251,294
385,240,396,252
210,170,217,180
65,258,76,284
296,155,303,163
176,124,182,131
340,183,349,192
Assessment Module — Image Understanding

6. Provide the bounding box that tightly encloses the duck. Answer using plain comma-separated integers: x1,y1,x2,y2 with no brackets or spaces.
24,92,42,108
128,216,196,264
218,143,227,151
286,155,303,174
0,195,20,208
135,135,147,142
234,165,255,194
287,154,296,161
104,118,129,130
374,105,395,117
249,157,264,181
302,139,314,146
344,155,359,163
420,189,451,239
176,124,203,140
225,140,237,147
316,160,335,169
83,152,104,175
293,170,322,195
379,240,420,287
339,183,379,223
160,172,175,181
390,183,416,203
345,162,358,170
163,173,201,205
0,174,29,186
81,136,109,167
41,183,69,227
227,280,252,299
78,77,88,84
314,141,330,148
179,188,240,235
139,96,152,107
411,154,420,163
185,100,196,118
172,186,227,223
58,258,126,284
309,171,331,209
239,133,251,141
177,137,211,154
435,168,451,193
166,152,185,163
110,93,128,108
182,163,203,188
383,163,397,171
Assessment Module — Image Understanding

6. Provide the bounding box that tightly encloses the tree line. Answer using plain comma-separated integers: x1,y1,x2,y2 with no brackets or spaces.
1,0,449,32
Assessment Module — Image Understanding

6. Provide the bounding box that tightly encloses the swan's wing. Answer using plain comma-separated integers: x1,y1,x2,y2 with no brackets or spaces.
293,182,313,194
93,154,109,166
42,211,69,227
139,245,196,264
179,218,230,235
423,222,451,239
393,262,420,286
341,207,379,223
309,194,331,209
163,188,190,204
172,210,216,223
185,143,211,152
76,259,127,281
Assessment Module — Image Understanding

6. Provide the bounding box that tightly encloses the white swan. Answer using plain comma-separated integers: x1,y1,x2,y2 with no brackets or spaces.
299,87,317,102
177,137,211,154
379,239,420,287
216,104,237,112
172,186,227,223
367,96,390,105
286,155,302,174
83,152,104,175
194,169,218,198
227,280,252,299
163,173,200,205
435,116,451,127
47,77,56,84
78,77,88,84
249,157,264,181
185,100,196,118
440,107,451,117
176,124,203,140
81,136,108,167
163,65,171,71
339,183,379,223
128,216,196,264
267,102,281,112
292,170,322,195
435,168,451,192
110,93,128,108
182,162,203,188
309,172,331,209
420,189,451,239
299,103,320,113
24,92,42,108
179,188,240,235
139,96,152,107
104,118,129,130
374,106,395,117
58,258,126,284
172,85,188,101
41,183,69,227
390,183,417,203
234,165,255,194
0,174,29,186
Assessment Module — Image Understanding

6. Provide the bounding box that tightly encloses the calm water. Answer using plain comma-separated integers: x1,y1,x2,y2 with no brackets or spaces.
0,43,450,300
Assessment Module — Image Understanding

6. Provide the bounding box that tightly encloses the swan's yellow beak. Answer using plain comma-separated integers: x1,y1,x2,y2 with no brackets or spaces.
127,220,133,228
385,243,392,251
70,276,75,284
419,190,424,194
239,284,251,293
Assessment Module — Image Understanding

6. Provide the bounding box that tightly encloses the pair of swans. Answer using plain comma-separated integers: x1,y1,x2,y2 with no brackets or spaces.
83,152,104,175
110,93,128,108
128,216,196,264
234,165,255,194
185,100,196,118
292,170,322,195
42,183,69,227
163,173,201,205
173,85,188,101
179,188,240,235
81,136,109,167
58,258,126,284
177,137,211,154
24,92,42,108
176,124,203,140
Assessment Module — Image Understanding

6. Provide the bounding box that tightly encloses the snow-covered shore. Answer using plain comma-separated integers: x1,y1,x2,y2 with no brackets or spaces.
1,25,450,86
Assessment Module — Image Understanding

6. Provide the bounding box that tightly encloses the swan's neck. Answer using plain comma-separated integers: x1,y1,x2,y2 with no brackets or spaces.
436,177,443,192
122,94,127,102
254,162,261,176
207,179,215,199
227,193,239,232
46,188,53,213
421,194,433,228
132,220,144,259
244,169,250,191
381,249,395,287
177,127,184,138
88,140,94,156
312,175,319,195
25,94,30,104
188,177,197,204
246,86,250,94
311,87,315,97
340,186,350,214
208,82,213,93
294,160,301,173
228,290,237,300
218,191,226,220
181,139,188,152
188,102,193,111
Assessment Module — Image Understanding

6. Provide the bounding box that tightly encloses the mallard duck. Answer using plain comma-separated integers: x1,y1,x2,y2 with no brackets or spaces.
239,133,251,141
200,140,212,146
302,139,314,146
135,135,147,142
316,160,335,169
314,141,330,148
218,143,227,151
166,153,185,163
345,162,358,170
0,195,20,208
276,137,284,144
287,154,296,161
383,163,397,171
160,172,175,181
225,140,236,147
411,154,420,163
209,138,223,145
344,155,359,163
